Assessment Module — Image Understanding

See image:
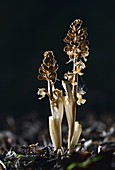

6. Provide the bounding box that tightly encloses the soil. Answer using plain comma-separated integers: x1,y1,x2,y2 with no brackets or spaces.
0,112,115,170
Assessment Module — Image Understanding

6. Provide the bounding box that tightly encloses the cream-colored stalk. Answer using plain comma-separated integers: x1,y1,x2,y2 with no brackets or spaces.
69,121,82,152
48,81,64,151
49,96,63,150
62,81,82,153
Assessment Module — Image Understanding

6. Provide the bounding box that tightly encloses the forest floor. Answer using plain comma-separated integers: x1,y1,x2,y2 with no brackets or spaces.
0,112,115,170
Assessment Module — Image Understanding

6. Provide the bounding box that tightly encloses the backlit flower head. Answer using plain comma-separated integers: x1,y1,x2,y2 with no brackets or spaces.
64,19,89,62
38,51,58,83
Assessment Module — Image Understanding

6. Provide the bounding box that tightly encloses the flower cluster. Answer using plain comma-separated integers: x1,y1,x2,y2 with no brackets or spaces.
64,19,89,62
63,19,89,106
38,51,58,83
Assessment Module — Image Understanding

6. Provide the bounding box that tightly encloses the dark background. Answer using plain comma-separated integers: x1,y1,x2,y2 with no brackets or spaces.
0,0,115,118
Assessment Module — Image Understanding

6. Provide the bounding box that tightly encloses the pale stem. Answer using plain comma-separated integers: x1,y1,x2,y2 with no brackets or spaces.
67,57,78,146
72,57,78,121
48,81,62,151
72,57,78,97
48,80,53,101
47,80,55,116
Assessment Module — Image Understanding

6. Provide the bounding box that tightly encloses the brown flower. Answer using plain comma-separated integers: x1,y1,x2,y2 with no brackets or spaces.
73,60,86,75
77,92,86,105
37,88,48,99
